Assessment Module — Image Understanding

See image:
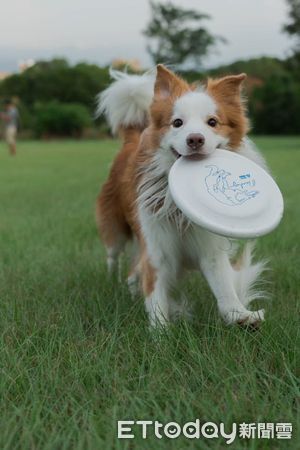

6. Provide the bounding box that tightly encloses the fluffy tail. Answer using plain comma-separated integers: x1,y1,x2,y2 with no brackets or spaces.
232,241,269,308
96,69,155,134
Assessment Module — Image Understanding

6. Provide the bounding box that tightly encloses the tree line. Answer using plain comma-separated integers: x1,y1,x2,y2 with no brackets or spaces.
0,0,299,137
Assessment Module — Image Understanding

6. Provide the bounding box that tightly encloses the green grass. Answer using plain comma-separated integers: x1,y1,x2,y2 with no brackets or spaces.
0,137,299,449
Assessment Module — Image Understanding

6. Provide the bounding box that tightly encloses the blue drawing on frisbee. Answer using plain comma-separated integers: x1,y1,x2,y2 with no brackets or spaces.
205,165,259,206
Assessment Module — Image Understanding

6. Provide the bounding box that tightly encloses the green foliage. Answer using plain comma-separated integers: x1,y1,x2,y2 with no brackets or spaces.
34,101,91,137
0,60,106,108
143,1,222,68
250,73,300,134
0,59,110,137
208,57,289,80
180,57,289,84
283,0,300,71
283,0,300,43
0,54,300,135
0,59,109,108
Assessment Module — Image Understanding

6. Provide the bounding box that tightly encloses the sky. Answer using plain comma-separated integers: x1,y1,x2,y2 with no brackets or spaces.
0,0,293,72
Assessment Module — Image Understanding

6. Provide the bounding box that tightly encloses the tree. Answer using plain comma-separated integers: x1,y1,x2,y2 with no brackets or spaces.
143,1,224,69
34,101,91,137
283,0,300,54
250,73,300,134
0,58,111,133
283,0,300,75
0,59,110,109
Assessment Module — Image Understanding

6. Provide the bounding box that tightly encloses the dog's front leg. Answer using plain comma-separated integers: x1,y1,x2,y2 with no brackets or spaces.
141,243,180,327
143,263,171,327
198,236,264,326
139,214,179,327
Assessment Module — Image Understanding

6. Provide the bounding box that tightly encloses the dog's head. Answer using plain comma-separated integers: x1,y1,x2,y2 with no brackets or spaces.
150,65,249,160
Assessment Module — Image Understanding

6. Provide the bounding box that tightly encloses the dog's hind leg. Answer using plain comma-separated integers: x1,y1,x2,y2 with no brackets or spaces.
126,239,142,296
105,237,127,275
96,193,130,276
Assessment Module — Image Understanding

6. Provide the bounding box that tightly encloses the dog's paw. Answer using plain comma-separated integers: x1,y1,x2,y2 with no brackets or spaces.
169,297,193,322
224,309,265,328
127,273,140,297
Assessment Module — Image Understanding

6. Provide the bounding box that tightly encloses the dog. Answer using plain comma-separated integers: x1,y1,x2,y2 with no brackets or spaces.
96,65,268,328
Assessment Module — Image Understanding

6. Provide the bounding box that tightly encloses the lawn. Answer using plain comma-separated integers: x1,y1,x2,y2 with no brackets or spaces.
0,137,299,450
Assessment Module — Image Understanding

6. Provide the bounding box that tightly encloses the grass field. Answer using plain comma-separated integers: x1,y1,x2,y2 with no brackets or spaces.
0,137,299,449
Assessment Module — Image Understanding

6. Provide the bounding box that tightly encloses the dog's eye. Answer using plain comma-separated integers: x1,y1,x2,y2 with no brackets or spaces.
207,117,218,127
172,118,183,128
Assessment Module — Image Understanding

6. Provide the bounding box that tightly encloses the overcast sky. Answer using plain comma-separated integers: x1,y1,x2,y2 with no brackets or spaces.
0,0,293,71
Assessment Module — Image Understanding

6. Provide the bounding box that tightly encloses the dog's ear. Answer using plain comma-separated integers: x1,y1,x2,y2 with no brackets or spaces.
206,73,246,103
154,65,190,99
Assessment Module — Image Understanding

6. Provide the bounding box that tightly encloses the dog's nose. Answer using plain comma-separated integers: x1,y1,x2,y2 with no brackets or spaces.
186,133,205,151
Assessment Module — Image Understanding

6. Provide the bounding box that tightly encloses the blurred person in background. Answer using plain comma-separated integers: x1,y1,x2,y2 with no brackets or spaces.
0,99,19,156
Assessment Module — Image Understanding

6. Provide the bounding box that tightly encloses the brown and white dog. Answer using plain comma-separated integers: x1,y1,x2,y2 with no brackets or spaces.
96,65,268,328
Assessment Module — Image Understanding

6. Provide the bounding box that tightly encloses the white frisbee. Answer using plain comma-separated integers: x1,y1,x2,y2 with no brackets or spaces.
168,149,284,238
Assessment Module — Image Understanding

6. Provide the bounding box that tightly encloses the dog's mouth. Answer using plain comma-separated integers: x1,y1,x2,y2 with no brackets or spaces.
171,147,181,159
171,147,207,161
185,153,206,161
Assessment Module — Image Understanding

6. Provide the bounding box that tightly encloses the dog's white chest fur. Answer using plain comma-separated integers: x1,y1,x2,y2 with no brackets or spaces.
137,142,267,327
